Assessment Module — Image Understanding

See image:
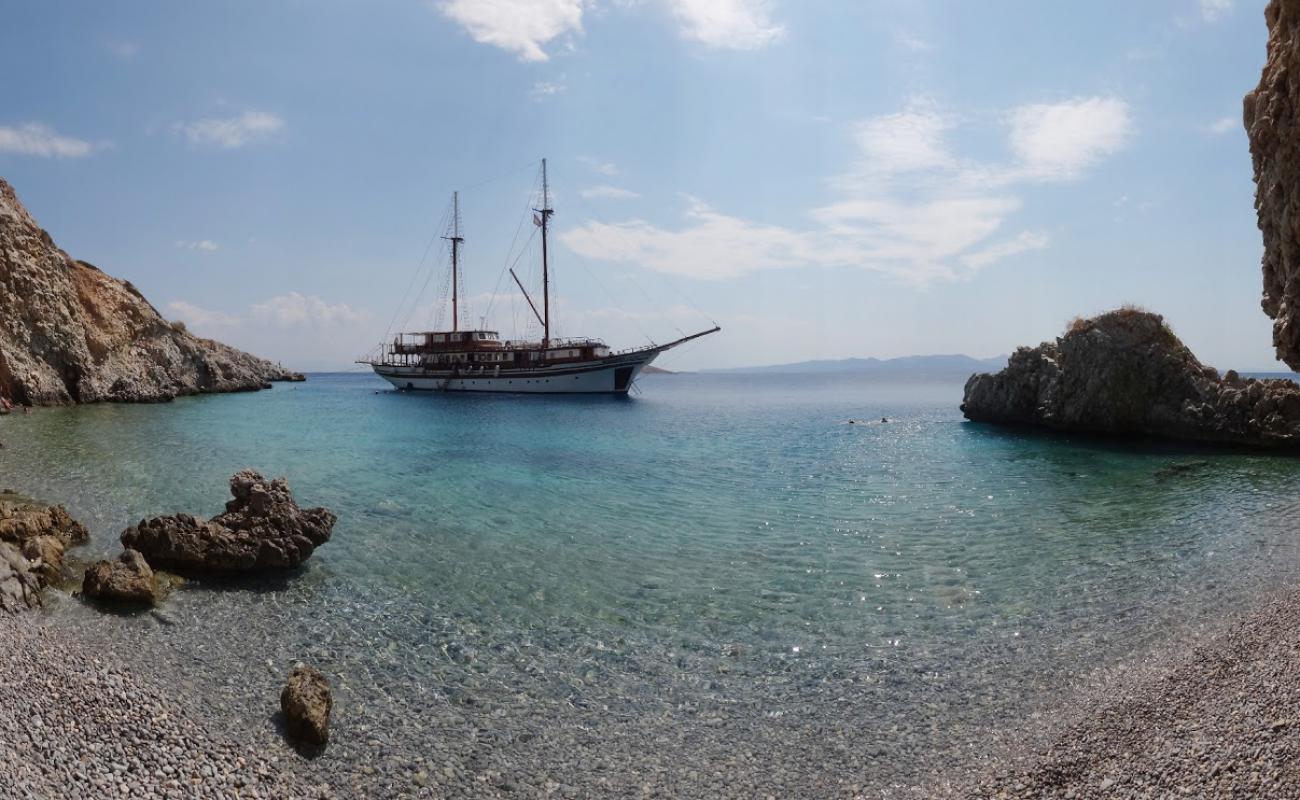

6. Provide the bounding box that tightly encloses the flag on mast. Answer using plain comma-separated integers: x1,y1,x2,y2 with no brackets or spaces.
533,213,543,227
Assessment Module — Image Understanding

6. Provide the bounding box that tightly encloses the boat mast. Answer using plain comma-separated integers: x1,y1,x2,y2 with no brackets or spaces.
537,159,553,348
444,191,463,333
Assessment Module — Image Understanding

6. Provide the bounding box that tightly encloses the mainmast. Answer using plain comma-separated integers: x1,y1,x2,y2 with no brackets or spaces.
536,159,554,348
443,191,463,332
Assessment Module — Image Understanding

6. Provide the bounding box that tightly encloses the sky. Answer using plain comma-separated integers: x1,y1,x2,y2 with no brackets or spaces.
0,0,1281,371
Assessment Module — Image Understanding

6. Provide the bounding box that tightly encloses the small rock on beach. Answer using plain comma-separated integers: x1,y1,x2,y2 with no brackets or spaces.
281,664,332,746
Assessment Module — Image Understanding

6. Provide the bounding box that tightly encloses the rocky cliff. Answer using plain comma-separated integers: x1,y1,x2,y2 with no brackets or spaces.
1247,0,1300,368
0,178,295,405
961,308,1300,447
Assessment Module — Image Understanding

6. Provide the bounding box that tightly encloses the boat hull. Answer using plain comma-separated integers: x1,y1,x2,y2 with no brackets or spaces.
373,351,659,395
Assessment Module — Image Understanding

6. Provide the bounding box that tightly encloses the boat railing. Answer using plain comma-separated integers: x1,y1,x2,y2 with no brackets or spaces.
498,337,608,350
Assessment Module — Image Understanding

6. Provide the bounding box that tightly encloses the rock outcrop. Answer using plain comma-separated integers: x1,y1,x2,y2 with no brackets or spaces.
280,665,332,745
0,177,297,405
0,493,88,582
962,308,1300,447
1247,0,1300,368
120,470,335,573
0,493,89,611
81,549,157,604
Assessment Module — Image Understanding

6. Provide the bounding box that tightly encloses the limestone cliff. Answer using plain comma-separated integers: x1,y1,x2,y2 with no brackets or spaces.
0,177,295,405
1247,0,1300,368
962,308,1300,448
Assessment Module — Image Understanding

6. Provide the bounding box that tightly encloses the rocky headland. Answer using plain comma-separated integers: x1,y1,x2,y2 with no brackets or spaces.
0,177,299,406
962,307,1300,448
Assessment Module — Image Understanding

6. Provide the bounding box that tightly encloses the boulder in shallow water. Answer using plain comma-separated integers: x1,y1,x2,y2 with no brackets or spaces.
962,308,1300,447
0,495,89,550
81,549,157,604
280,664,332,745
120,470,335,572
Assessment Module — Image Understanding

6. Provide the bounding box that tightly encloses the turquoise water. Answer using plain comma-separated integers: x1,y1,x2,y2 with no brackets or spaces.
4,372,1300,794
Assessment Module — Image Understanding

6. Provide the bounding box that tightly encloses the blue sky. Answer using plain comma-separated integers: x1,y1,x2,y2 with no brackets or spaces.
0,0,1277,371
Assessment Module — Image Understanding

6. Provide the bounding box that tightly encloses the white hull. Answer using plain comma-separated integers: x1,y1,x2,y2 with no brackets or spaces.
374,352,658,395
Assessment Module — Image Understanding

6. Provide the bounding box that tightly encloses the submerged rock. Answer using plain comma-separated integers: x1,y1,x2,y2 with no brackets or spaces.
1248,0,1300,368
81,549,157,604
0,177,299,405
962,308,1300,447
120,470,335,572
281,664,332,745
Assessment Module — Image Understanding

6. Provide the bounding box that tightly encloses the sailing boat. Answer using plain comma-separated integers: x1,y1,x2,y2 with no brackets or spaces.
366,160,719,395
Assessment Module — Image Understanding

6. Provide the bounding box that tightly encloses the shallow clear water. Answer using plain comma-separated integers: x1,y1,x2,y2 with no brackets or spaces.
4,372,1300,795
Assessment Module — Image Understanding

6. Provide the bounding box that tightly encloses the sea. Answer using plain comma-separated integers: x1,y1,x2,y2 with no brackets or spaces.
4,371,1300,795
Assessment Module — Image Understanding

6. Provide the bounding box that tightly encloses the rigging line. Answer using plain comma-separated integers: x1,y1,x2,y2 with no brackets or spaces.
382,198,452,341
561,244,656,345
485,227,539,320
568,190,719,329
563,191,690,345
483,173,543,323
393,199,454,334
401,232,451,334
454,160,540,196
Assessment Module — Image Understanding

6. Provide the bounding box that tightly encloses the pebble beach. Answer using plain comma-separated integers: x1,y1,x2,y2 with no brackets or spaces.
0,613,290,799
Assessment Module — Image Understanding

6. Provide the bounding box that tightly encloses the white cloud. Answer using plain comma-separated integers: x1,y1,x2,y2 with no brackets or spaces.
172,294,367,329
175,240,219,252
580,185,641,199
168,300,241,328
251,292,367,328
1008,97,1132,181
563,96,1128,286
0,123,98,158
851,101,954,175
960,231,1050,269
565,197,806,280
174,111,284,149
438,0,585,62
1199,0,1233,22
531,79,566,100
667,0,784,50
578,156,619,176
1208,116,1237,135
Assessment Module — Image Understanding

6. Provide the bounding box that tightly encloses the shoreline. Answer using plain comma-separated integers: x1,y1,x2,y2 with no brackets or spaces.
932,581,1300,797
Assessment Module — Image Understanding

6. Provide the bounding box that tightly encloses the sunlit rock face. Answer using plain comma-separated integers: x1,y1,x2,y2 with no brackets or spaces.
962,308,1300,448
1247,0,1300,368
0,177,294,405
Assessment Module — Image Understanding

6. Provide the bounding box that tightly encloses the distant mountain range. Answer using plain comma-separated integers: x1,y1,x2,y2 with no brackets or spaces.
703,354,1009,377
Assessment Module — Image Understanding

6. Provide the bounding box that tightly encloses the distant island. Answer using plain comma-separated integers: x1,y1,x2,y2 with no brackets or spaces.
704,354,1008,378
